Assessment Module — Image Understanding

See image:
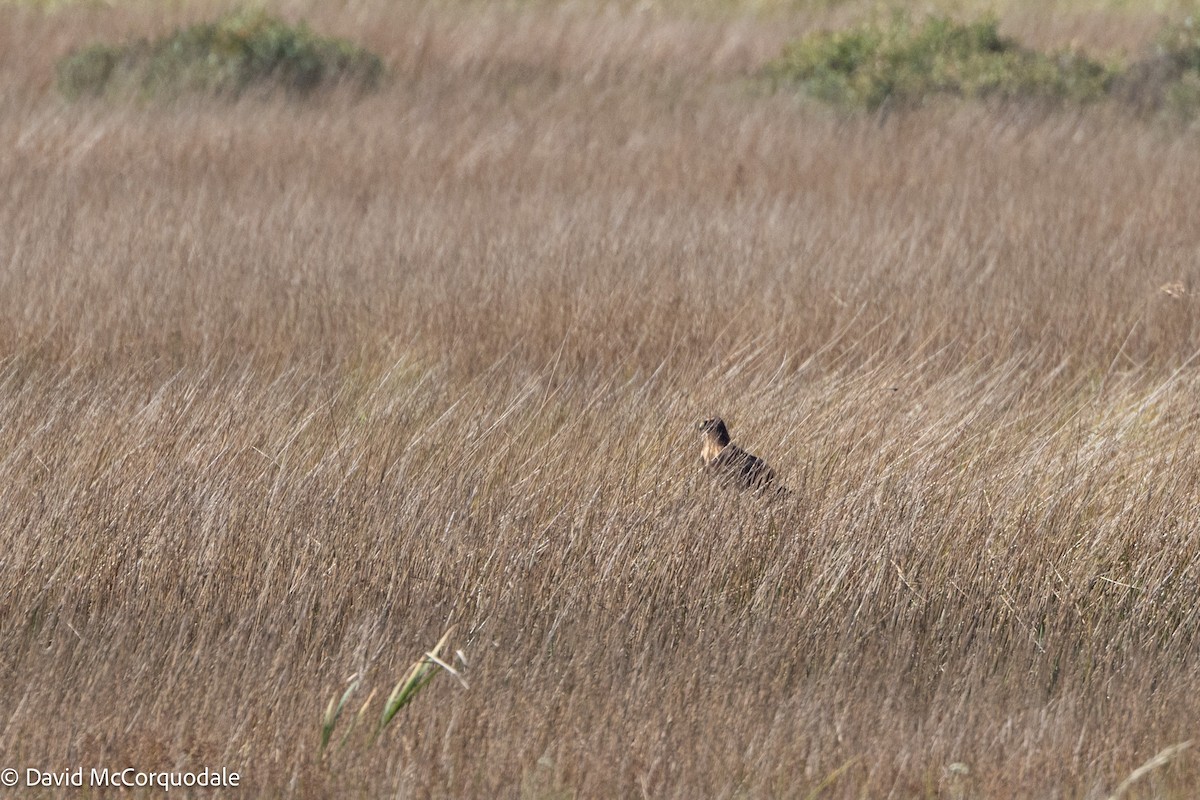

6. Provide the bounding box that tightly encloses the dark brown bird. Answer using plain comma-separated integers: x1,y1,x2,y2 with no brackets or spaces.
697,417,783,495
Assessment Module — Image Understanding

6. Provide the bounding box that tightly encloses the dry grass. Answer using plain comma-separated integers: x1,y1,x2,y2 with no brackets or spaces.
2,1,1200,797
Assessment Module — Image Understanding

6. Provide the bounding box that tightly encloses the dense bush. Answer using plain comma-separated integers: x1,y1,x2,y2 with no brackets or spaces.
764,13,1118,110
1116,16,1200,117
57,9,383,99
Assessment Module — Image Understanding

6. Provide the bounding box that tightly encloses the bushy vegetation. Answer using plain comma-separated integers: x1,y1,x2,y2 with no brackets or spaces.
56,8,383,99
767,11,1200,117
765,13,1117,110
1116,16,1200,117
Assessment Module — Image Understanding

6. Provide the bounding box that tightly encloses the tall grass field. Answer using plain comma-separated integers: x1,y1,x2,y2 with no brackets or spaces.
2,1,1199,796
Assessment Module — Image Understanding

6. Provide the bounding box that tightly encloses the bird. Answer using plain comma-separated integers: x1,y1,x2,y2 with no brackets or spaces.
697,416,785,496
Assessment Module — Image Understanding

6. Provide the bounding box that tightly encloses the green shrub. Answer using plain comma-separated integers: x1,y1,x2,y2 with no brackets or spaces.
764,13,1118,110
57,8,384,100
1115,16,1200,118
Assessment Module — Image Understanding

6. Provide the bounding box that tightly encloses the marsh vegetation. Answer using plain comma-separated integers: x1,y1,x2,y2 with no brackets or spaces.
2,1,1199,796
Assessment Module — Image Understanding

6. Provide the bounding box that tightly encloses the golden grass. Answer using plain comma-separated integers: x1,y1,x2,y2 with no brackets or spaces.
2,1,1200,797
